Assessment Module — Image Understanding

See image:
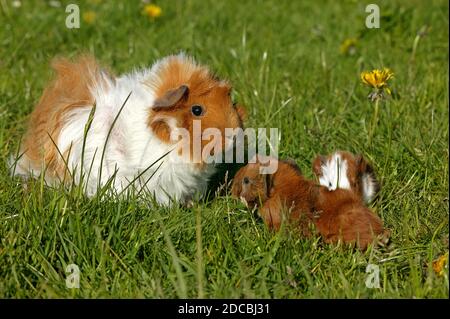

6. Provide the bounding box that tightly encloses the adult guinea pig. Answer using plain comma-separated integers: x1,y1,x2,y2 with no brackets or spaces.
10,53,246,205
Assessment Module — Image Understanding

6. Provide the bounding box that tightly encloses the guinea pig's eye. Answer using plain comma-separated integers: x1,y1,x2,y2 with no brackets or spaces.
191,105,204,117
243,177,250,185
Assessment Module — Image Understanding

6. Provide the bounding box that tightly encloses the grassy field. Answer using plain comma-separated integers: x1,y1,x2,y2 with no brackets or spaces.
0,0,448,298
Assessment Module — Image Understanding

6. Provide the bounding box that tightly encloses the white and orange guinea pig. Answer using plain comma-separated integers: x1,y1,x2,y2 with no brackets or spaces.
9,53,246,206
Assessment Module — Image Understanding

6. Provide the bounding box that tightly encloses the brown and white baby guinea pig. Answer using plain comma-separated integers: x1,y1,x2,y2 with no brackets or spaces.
232,155,389,250
312,151,380,204
231,156,316,236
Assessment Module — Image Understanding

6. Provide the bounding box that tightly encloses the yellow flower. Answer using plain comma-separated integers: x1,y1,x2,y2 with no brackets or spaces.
143,4,162,19
361,68,394,95
432,252,448,277
83,11,96,24
340,38,357,55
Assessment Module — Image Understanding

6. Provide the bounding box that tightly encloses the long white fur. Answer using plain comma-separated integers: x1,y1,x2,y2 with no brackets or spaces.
11,54,217,206
361,172,377,203
319,152,377,203
318,153,351,191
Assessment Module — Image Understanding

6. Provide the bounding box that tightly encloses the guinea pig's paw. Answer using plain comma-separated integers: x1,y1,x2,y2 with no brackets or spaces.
377,229,391,247
182,196,195,208
185,200,194,208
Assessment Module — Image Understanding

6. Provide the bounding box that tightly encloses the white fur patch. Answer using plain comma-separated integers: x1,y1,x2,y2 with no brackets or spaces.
12,54,217,206
361,173,377,203
318,153,351,191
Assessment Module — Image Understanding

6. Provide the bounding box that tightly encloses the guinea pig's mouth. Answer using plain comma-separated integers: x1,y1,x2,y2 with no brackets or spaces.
240,196,258,209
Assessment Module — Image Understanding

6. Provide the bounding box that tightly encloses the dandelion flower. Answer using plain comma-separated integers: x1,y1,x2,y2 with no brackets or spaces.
143,4,162,19
361,68,395,141
361,68,394,91
83,11,97,24
432,252,448,277
340,38,357,55
361,68,394,101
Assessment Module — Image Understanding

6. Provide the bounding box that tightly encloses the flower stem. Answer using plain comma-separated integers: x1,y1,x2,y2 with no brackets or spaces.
369,97,380,144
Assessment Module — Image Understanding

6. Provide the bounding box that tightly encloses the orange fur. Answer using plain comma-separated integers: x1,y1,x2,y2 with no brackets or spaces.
150,120,172,143
311,187,388,250
21,55,109,180
232,157,388,250
232,159,315,235
146,57,245,164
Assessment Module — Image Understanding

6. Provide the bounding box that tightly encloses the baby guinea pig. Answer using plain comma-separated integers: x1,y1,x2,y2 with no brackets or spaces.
231,157,316,236
232,155,388,250
312,151,380,204
310,186,389,250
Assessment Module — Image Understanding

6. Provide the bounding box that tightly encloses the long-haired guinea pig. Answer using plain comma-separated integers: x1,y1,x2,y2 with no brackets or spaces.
9,53,246,205
312,151,380,204
232,156,388,250
231,156,316,236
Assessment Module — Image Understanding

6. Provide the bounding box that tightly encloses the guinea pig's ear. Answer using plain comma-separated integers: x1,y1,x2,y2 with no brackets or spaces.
312,155,326,177
153,85,189,110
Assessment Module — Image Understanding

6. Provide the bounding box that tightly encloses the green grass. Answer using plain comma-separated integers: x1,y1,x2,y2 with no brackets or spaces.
0,0,448,298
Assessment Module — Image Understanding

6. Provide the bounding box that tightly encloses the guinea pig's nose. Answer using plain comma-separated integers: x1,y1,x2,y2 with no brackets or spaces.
243,177,250,184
